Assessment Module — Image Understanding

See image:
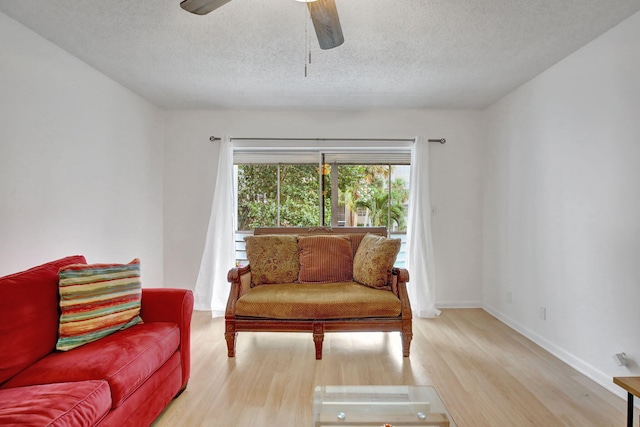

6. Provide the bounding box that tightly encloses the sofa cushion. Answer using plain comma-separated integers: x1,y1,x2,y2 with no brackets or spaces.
56,259,143,351
99,351,182,427
346,233,368,257
245,235,299,286
0,380,111,427
0,255,87,385
2,322,179,409
353,234,401,289
297,235,353,283
235,282,402,319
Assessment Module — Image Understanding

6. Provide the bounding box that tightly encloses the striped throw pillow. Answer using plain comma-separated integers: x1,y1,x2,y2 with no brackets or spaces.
297,235,353,283
56,259,142,351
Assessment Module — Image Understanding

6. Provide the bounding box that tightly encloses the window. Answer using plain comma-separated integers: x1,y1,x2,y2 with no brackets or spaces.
322,163,410,232
232,140,412,266
236,162,409,231
236,164,320,229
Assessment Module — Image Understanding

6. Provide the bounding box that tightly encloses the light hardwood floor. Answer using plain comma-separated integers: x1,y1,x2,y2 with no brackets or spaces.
154,309,635,427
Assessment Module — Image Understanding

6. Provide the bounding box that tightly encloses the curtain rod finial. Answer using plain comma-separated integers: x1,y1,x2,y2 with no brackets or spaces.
427,138,446,144
210,136,221,142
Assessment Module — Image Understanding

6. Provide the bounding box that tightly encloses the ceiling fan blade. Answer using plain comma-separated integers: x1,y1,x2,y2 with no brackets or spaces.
307,0,344,50
180,0,233,15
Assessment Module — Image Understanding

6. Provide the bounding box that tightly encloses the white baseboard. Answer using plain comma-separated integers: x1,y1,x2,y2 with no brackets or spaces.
436,300,482,309
482,303,638,409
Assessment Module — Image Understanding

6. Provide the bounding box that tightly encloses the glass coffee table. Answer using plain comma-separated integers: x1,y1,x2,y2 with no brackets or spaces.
313,385,457,427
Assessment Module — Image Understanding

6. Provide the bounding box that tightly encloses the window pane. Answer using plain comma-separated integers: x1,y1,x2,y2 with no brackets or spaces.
236,164,277,230
334,165,410,231
279,164,320,227
339,165,386,227
321,163,333,227
336,164,366,226
390,165,410,232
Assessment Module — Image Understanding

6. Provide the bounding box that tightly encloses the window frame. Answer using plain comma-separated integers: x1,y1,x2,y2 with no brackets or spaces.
232,139,413,265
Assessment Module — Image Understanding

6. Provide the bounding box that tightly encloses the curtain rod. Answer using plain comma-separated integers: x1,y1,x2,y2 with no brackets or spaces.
209,136,446,144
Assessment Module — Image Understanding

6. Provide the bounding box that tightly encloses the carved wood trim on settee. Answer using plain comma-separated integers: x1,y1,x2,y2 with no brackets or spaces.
225,227,412,360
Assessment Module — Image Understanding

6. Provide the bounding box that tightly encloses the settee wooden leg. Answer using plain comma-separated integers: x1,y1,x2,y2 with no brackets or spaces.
401,322,413,357
225,322,237,357
313,323,324,360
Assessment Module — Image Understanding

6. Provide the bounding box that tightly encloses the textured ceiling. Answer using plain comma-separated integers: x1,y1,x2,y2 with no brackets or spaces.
1,0,639,110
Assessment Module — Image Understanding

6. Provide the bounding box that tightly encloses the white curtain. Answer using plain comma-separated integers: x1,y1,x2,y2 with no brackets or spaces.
406,137,440,318
193,137,236,316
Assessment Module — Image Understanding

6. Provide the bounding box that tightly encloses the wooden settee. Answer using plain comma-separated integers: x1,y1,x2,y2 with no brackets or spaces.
225,227,412,359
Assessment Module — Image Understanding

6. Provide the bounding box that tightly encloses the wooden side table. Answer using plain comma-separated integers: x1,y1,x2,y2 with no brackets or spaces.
614,377,640,427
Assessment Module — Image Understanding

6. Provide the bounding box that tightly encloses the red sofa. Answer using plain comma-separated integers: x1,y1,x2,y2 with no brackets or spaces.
0,255,194,426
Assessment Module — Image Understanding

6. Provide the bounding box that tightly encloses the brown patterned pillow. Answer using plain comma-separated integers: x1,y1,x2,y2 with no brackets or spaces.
353,233,401,289
346,233,367,258
244,235,300,286
297,235,353,283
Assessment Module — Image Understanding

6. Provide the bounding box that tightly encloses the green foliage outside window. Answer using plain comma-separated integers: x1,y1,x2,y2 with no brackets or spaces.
236,163,409,232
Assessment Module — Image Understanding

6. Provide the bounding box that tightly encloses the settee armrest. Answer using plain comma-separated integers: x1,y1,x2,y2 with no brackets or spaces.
227,265,252,295
392,268,412,321
140,288,194,389
226,265,251,318
392,267,410,283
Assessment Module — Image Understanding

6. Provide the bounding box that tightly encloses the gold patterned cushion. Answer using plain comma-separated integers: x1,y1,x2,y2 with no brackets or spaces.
297,235,353,283
245,235,300,286
346,233,367,258
235,282,401,319
353,233,401,289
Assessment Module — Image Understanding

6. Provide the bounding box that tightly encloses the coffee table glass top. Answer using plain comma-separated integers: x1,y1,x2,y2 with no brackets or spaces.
313,385,457,427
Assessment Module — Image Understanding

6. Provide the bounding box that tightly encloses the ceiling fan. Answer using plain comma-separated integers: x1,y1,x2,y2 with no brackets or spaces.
179,0,344,50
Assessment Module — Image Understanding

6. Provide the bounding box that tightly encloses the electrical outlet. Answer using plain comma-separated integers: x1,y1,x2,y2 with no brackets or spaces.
539,306,546,320
507,291,512,303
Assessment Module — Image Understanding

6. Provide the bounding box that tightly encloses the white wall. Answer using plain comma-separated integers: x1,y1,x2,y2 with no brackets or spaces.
163,109,484,307
483,10,640,398
2,0,636,404
0,12,165,286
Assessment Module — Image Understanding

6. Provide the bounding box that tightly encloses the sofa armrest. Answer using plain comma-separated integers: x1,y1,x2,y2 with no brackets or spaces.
392,268,412,321
227,265,252,296
226,265,251,319
387,267,410,297
392,267,410,283
140,288,194,389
